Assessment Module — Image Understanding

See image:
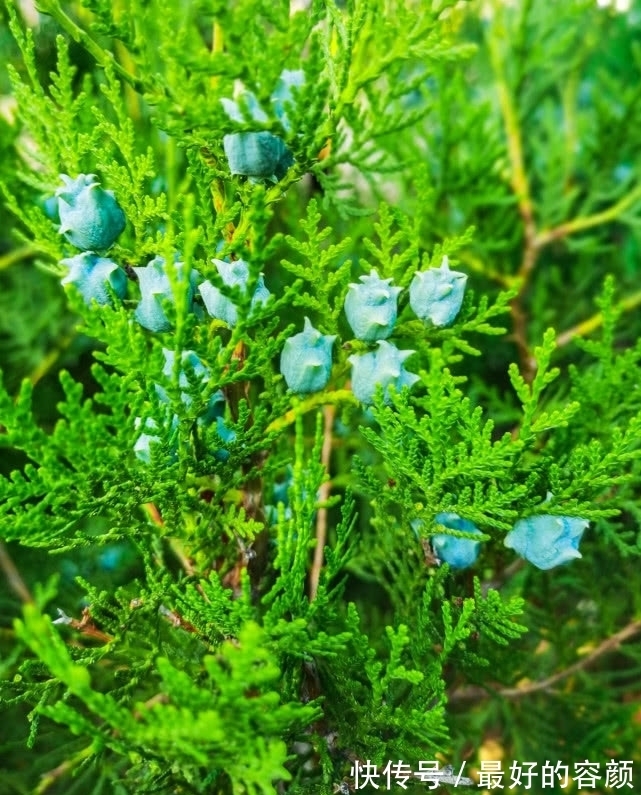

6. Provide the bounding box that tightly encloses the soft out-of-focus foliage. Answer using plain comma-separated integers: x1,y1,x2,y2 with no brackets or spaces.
1,1,641,794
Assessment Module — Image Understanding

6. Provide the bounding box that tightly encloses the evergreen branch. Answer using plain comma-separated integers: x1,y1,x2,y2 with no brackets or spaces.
35,1,143,91
0,244,37,271
488,17,536,263
556,287,641,348
451,618,641,703
34,742,97,795
2,0,641,787
266,390,357,434
488,5,539,380
536,182,641,247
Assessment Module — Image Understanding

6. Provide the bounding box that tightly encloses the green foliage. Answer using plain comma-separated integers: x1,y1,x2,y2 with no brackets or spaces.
1,1,641,794
15,605,318,794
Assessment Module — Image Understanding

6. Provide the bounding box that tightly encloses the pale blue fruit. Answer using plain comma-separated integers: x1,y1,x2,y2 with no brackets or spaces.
504,514,589,570
348,340,419,404
56,173,126,251
344,269,402,341
199,259,270,327
134,256,199,332
409,256,467,327
60,252,127,306
432,513,483,569
280,317,336,394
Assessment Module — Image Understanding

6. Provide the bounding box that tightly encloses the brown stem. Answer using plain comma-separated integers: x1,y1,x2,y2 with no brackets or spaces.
310,405,336,600
158,605,199,634
56,606,113,644
508,291,538,383
0,540,33,604
34,744,96,795
133,692,170,719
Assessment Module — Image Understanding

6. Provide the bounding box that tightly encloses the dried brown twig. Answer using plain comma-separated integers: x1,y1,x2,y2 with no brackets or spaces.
450,618,641,703
310,404,336,600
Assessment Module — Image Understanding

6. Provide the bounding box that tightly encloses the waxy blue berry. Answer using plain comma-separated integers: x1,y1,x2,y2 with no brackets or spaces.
223,132,292,181
221,76,298,181
504,514,589,570
409,256,467,327
134,256,199,333
432,512,483,569
155,348,225,422
133,415,178,463
280,317,336,394
212,416,236,462
60,252,127,306
344,269,402,341
199,259,270,327
56,174,126,251
222,70,304,132
221,93,269,124
271,69,305,131
348,340,419,405
42,194,60,222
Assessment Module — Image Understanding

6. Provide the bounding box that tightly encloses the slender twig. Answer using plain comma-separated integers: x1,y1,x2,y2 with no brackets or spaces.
0,540,33,604
310,405,335,600
556,287,641,348
450,618,641,703
158,605,199,634
456,250,516,288
481,558,525,596
561,70,579,191
487,0,641,379
109,0,141,121
54,606,113,644
143,502,164,528
211,20,223,89
536,183,641,248
133,692,170,720
267,390,357,434
36,1,143,91
142,503,204,584
488,20,535,254
34,743,96,795
488,9,540,381
23,330,76,390
75,607,113,643
0,244,37,272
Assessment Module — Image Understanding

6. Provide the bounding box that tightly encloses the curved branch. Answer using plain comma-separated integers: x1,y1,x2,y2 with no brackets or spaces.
450,618,641,703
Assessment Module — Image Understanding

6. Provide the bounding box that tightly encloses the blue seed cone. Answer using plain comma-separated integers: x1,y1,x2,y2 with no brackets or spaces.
223,132,290,180
199,259,270,327
348,340,419,404
504,514,589,570
60,252,127,306
280,317,336,394
409,256,467,327
56,173,126,251
432,513,483,569
344,269,402,341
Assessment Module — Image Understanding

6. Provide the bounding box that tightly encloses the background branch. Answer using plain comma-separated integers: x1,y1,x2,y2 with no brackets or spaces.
451,618,641,703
